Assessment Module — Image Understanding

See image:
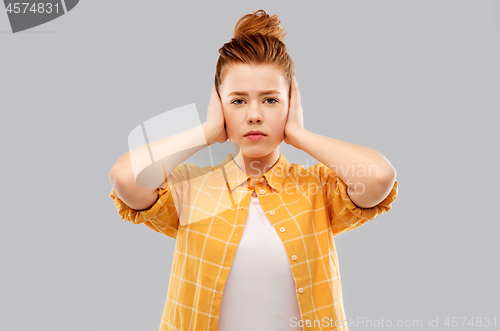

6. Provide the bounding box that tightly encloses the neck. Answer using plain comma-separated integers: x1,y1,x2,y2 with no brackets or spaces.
233,148,280,181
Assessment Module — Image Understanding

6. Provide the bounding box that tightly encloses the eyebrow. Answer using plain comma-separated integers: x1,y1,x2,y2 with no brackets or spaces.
227,90,282,97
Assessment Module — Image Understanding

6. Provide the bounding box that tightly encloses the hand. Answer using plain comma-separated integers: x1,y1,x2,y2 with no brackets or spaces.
205,83,228,145
284,73,305,146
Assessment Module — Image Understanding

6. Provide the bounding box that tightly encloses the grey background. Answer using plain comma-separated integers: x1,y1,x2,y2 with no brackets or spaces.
1,1,499,330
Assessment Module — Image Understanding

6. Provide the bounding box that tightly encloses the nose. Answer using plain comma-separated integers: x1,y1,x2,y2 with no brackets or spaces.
246,104,263,123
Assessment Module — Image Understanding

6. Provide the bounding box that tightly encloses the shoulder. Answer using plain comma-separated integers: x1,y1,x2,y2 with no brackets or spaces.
158,162,215,188
286,161,335,182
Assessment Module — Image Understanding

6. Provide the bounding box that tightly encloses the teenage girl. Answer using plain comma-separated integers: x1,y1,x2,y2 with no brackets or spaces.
109,9,398,331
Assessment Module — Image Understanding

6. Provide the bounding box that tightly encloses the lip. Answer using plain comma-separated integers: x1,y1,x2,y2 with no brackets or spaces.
245,130,266,137
245,134,266,140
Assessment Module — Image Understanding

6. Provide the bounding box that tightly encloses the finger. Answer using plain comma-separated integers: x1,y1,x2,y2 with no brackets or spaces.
210,84,216,99
293,74,300,100
211,84,221,101
290,74,298,105
216,85,222,100
291,74,297,94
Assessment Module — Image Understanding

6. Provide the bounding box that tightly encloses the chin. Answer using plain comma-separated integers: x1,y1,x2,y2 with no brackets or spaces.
241,145,276,158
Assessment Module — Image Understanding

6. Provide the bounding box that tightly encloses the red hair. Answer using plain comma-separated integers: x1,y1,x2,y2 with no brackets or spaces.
215,9,295,101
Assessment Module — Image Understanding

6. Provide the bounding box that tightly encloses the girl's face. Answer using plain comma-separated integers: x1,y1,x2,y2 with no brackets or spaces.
219,63,289,159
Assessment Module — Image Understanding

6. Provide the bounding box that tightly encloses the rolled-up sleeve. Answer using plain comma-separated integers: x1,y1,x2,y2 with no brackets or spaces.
320,163,398,236
109,169,183,240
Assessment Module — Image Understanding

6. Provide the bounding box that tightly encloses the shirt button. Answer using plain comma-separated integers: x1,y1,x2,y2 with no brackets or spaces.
298,288,303,294
292,254,297,261
270,210,275,215
280,227,285,232
260,189,265,194
260,178,265,183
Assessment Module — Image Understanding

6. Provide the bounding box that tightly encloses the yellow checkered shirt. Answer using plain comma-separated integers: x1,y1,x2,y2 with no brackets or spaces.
110,152,398,331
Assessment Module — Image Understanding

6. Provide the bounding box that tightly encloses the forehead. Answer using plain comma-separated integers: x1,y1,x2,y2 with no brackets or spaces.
221,64,286,94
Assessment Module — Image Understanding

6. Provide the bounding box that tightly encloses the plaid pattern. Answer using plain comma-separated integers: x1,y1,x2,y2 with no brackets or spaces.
110,153,398,331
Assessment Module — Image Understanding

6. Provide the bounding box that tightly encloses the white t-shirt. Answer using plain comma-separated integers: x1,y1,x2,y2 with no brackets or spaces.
218,193,303,330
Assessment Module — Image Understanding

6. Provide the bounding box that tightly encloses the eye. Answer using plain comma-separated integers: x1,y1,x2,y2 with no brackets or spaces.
231,99,244,105
230,98,278,105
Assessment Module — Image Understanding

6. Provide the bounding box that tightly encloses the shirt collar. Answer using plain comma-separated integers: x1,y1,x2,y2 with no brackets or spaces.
217,152,290,193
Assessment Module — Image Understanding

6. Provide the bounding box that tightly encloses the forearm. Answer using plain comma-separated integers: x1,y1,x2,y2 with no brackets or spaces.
292,128,396,203
110,121,214,189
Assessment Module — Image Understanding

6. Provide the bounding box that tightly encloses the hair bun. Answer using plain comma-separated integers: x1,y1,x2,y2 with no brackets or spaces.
233,9,287,42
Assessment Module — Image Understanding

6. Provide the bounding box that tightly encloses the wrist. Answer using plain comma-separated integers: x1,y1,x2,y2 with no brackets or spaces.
287,127,307,149
202,121,213,145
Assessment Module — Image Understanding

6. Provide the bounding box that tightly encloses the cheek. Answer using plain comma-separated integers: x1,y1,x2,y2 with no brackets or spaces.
279,110,288,127
223,113,237,135
270,113,288,137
